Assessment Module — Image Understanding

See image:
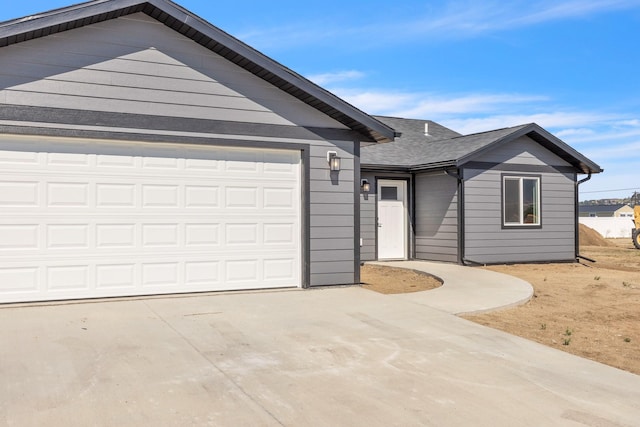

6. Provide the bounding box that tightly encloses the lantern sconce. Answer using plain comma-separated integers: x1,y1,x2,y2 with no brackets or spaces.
361,179,370,193
327,151,341,171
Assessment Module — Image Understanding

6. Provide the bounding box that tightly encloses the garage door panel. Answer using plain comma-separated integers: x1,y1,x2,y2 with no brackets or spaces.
96,223,136,248
0,148,39,165
96,183,136,207
0,138,301,303
0,267,39,293
185,223,220,246
47,265,90,291
142,184,179,207
225,186,258,208
96,263,136,289
47,224,89,249
0,224,39,249
142,151,180,169
48,151,90,167
48,182,90,207
264,258,296,281
0,180,39,206
184,156,221,172
185,185,219,207
142,262,179,287
185,261,220,287
225,151,260,172
264,223,295,244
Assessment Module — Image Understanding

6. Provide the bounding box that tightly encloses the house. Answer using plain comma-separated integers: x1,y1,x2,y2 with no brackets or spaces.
579,204,634,218
360,116,602,265
0,0,603,305
0,0,396,303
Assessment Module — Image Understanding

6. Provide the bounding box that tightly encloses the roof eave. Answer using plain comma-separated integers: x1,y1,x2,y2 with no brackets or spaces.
360,163,412,172
361,160,457,172
456,123,603,175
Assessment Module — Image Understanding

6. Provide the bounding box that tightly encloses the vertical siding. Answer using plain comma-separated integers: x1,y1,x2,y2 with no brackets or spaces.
359,172,377,261
464,137,576,264
414,172,459,263
0,12,361,287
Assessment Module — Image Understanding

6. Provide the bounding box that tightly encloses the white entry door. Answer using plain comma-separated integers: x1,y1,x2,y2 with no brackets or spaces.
377,180,407,260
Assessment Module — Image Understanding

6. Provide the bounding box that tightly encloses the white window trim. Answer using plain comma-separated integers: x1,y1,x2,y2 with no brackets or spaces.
503,176,541,227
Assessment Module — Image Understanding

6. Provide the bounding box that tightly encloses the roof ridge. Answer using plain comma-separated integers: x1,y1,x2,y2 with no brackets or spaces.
445,123,532,141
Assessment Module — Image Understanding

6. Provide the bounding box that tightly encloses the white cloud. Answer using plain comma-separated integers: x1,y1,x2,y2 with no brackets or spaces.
441,112,610,135
396,1,640,41
330,87,549,119
306,70,365,85
391,94,550,118
235,1,640,49
555,128,597,138
580,139,640,160
330,88,419,114
512,0,640,26
612,119,640,127
328,86,608,134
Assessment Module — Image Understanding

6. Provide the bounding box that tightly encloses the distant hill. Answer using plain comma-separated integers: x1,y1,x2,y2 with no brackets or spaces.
581,192,638,206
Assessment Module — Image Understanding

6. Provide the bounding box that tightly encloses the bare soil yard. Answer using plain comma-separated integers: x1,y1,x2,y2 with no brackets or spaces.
361,264,441,294
361,225,640,375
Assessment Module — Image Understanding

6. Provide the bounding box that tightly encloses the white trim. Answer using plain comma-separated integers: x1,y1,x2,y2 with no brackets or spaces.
503,176,541,226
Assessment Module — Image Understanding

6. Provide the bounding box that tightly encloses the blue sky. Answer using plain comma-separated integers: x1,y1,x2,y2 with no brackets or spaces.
3,1,640,201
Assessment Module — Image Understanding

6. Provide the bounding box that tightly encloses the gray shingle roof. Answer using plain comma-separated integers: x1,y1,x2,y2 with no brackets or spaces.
372,116,461,141
362,118,602,174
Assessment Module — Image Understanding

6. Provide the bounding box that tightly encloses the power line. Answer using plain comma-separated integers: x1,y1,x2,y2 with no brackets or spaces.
581,187,639,194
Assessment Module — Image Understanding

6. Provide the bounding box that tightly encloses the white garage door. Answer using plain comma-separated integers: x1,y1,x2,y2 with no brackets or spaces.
0,135,301,303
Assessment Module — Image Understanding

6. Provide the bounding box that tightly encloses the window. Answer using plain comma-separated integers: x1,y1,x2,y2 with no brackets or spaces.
503,176,540,226
380,186,398,200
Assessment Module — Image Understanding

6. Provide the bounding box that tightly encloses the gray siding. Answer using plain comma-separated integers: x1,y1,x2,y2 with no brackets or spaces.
477,135,573,166
359,172,377,261
464,136,576,264
414,172,459,263
309,141,357,285
0,12,358,287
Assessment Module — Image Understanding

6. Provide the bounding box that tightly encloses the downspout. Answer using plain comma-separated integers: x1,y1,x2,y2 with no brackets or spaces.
410,173,416,259
445,169,466,265
576,172,594,262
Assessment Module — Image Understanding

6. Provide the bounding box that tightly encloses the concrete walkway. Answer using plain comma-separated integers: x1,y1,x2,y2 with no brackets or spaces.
369,260,534,315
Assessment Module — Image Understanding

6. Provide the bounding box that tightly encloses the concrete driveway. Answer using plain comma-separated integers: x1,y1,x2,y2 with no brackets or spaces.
1,287,639,426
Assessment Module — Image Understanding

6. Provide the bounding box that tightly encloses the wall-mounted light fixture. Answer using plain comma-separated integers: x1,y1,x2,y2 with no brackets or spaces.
327,151,341,171
361,179,370,193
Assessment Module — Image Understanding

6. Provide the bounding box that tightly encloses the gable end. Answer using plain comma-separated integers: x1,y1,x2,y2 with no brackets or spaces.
0,0,394,142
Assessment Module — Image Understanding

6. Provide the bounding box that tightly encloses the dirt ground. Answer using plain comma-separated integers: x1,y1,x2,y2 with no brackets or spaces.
361,264,441,294
361,225,640,375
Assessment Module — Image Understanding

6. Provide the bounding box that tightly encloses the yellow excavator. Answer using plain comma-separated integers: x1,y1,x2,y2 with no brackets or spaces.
634,206,640,249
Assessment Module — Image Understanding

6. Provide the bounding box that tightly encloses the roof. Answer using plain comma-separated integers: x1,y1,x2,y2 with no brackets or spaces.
372,116,461,141
579,204,631,213
0,0,395,143
362,119,603,174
